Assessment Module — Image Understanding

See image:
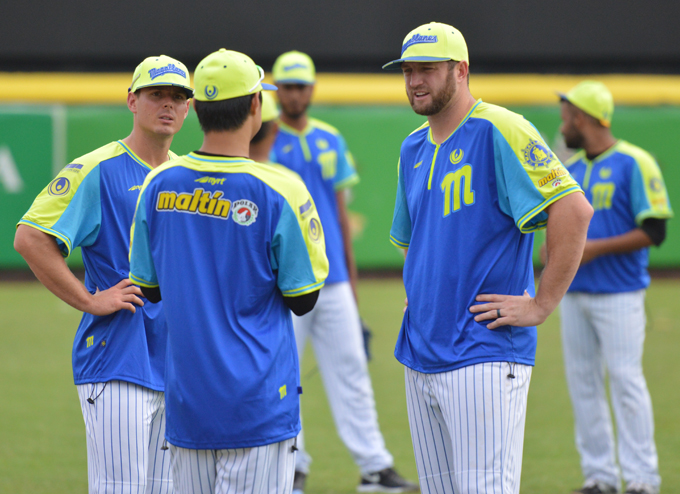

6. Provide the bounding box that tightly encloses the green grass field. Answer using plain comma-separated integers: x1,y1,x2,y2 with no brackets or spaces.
1,278,678,493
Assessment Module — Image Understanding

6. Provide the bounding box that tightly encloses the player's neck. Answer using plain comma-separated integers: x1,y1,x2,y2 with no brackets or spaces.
583,129,617,160
249,143,270,163
280,112,308,132
121,131,173,168
427,90,477,145
199,126,252,159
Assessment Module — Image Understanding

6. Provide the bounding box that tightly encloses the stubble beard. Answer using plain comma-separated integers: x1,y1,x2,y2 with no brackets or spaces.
281,101,309,121
409,70,456,116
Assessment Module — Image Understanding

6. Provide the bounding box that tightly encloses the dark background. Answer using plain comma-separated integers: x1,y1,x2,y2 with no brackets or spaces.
2,0,678,73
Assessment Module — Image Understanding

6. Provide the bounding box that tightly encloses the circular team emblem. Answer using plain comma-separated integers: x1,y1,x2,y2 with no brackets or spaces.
649,177,662,192
204,85,218,100
599,167,612,179
231,199,258,226
522,139,555,169
309,218,321,243
316,138,329,150
47,177,71,196
450,149,463,165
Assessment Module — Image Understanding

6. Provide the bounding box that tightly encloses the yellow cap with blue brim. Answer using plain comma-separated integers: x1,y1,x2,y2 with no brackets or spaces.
273,51,316,85
382,22,469,70
129,55,194,98
194,49,277,102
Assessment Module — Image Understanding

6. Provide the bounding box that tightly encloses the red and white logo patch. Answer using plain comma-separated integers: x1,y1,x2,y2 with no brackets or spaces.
231,199,259,226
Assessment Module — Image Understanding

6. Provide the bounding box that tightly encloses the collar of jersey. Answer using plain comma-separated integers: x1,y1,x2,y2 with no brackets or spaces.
117,140,174,170
277,119,314,137
581,140,621,165
187,152,253,164
426,99,482,146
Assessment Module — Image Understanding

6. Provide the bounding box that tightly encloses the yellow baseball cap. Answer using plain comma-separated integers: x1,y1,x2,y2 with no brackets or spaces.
559,81,614,127
272,51,316,85
261,91,279,122
129,55,194,98
193,49,277,102
382,22,469,70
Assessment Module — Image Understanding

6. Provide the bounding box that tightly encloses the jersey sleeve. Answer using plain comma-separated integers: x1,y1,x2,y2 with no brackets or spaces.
629,152,673,224
333,134,360,190
491,119,582,233
17,164,102,257
129,180,158,288
270,186,329,297
390,157,411,248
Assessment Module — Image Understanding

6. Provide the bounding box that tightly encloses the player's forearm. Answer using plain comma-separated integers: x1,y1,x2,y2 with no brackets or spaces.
536,193,593,316
14,225,95,312
582,228,653,263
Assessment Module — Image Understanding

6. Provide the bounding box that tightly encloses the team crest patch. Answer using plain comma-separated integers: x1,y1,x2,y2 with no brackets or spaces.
316,138,329,150
599,167,612,179
48,177,70,196
232,199,258,226
204,85,218,100
308,218,321,243
522,139,555,169
450,149,464,165
649,177,662,192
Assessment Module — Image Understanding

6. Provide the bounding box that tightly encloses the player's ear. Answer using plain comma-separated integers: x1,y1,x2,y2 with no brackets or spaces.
127,92,138,113
455,61,469,83
250,92,261,116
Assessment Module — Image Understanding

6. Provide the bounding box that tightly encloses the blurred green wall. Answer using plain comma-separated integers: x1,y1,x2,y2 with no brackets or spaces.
2,104,677,269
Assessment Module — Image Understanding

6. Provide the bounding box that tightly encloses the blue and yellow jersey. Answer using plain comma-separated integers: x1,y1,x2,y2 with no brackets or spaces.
18,141,175,390
390,100,582,374
271,118,359,285
567,140,673,293
129,153,328,449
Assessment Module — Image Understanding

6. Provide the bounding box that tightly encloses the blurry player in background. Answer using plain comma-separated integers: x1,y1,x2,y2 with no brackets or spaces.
384,22,593,494
129,48,328,494
554,81,672,494
14,55,193,493
250,90,280,162
271,50,418,494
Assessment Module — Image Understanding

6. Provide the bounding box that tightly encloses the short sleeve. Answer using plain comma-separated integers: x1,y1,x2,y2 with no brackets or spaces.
129,184,158,288
333,135,360,190
17,165,102,257
491,120,582,233
629,153,673,224
271,192,328,297
390,157,411,248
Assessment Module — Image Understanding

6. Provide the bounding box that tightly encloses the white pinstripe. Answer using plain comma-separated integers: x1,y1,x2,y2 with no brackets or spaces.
560,291,660,489
76,380,172,494
292,281,393,475
169,438,296,494
405,362,531,494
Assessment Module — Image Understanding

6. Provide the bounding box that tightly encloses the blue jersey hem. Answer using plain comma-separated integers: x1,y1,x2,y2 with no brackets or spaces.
166,425,300,450
73,375,164,392
395,354,535,374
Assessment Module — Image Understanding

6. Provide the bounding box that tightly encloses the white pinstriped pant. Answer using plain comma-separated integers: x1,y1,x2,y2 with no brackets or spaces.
560,291,660,488
405,362,532,494
76,380,172,494
292,281,393,475
169,438,296,494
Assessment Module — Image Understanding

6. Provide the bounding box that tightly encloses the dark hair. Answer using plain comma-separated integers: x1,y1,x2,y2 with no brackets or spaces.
251,120,275,144
195,92,262,133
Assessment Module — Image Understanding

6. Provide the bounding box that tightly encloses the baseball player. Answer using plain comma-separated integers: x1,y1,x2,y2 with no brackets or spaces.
270,50,418,493
383,22,593,494
555,81,672,494
13,55,193,493
128,48,329,494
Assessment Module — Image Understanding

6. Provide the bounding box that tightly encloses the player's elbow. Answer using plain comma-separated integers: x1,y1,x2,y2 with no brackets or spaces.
569,193,594,229
14,225,34,258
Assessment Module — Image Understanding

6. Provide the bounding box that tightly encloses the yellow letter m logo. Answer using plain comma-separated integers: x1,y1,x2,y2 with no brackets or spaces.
441,165,475,216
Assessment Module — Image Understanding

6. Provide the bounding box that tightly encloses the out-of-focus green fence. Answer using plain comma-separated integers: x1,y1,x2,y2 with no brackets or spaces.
1,104,677,269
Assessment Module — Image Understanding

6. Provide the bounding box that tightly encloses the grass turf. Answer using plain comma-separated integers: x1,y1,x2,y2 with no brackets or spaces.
0,278,678,493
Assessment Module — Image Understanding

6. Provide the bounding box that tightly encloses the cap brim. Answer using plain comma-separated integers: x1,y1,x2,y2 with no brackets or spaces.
382,56,452,70
261,82,278,91
556,92,569,102
272,78,314,85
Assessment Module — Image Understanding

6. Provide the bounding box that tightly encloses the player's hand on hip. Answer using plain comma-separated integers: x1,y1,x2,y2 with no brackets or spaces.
469,291,549,329
89,279,145,315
